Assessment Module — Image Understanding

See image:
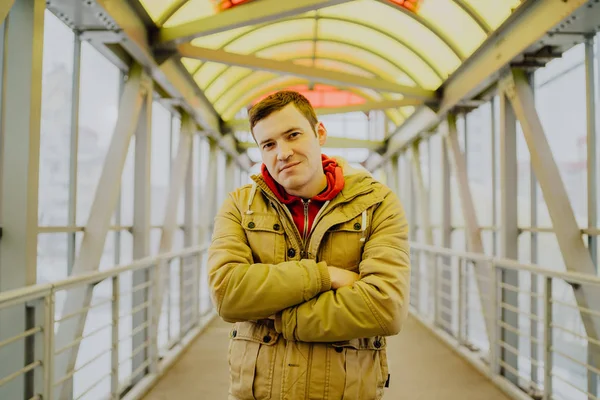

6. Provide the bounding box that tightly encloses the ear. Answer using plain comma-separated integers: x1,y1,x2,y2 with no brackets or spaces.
316,121,327,146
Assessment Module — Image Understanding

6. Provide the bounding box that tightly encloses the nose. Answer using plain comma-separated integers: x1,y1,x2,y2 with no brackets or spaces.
277,145,293,161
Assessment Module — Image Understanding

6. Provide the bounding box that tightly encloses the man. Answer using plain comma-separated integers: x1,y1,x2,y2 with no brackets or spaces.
208,90,410,400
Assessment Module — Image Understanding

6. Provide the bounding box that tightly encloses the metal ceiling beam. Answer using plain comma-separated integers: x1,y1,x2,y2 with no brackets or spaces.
365,0,592,171
92,0,252,170
158,0,355,45
0,0,15,25
439,0,590,115
228,98,422,131
238,136,384,151
178,44,437,99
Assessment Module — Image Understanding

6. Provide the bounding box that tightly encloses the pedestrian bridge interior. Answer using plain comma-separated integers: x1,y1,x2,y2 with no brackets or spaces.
0,0,600,399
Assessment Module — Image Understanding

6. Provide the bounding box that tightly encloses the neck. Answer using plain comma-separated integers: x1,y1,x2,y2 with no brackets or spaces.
286,171,327,199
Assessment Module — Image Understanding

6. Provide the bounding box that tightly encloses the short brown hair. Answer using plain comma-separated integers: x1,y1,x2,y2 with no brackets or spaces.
249,90,318,134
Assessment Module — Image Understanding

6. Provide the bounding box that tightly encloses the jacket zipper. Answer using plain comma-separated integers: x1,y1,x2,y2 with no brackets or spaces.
302,199,310,256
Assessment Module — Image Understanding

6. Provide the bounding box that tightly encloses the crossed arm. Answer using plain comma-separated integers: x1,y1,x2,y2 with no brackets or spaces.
207,192,410,342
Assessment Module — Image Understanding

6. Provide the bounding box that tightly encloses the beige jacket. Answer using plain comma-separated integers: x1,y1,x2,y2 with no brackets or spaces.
208,158,411,399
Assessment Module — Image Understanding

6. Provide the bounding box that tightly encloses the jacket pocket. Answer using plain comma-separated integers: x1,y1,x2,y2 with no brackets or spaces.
324,216,368,270
242,213,286,264
229,322,279,400
329,338,387,400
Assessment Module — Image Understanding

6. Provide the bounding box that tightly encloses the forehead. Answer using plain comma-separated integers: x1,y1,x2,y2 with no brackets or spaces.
252,103,312,141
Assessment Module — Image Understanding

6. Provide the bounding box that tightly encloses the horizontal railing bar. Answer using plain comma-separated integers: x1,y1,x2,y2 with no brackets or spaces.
410,242,600,286
498,321,539,344
550,324,600,347
551,299,600,318
498,282,544,299
499,302,542,322
0,326,42,350
55,298,114,323
0,360,41,387
0,245,209,307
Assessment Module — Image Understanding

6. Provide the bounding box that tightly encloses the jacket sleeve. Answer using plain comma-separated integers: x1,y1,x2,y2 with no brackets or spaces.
208,194,332,323
274,191,410,342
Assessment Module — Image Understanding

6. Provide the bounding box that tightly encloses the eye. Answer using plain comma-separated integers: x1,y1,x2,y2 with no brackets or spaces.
262,142,274,150
289,131,300,138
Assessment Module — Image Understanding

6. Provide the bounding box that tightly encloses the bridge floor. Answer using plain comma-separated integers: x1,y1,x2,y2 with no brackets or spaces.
144,315,510,399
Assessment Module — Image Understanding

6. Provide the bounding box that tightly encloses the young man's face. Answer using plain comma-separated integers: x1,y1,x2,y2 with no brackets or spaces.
253,103,327,196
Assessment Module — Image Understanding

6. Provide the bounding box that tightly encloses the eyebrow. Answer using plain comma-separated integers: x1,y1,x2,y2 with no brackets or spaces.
258,127,302,146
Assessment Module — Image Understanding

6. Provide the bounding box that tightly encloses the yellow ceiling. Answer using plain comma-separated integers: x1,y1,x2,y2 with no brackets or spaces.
140,0,522,127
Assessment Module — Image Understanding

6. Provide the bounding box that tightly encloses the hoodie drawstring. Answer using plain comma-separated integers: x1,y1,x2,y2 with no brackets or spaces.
360,210,368,242
246,183,257,215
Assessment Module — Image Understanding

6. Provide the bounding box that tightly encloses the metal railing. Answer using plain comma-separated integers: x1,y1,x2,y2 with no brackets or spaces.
410,242,600,400
0,244,214,400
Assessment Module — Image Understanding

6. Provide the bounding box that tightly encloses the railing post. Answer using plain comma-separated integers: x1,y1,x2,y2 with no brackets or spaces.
490,262,500,377
111,275,120,399
149,263,160,375
433,253,439,327
44,293,55,400
457,257,465,345
179,256,185,338
543,277,553,400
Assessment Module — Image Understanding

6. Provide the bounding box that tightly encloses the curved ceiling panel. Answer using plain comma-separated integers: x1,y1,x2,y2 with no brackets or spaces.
418,0,487,56
163,0,215,27
137,0,524,140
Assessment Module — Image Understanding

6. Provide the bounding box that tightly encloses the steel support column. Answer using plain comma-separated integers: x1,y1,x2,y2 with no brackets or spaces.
183,121,196,333
0,2,44,399
131,78,153,385
440,136,453,330
499,86,519,385
444,114,492,341
54,64,148,399
201,140,219,246
155,115,193,328
0,1,43,398
503,68,600,372
585,36,598,397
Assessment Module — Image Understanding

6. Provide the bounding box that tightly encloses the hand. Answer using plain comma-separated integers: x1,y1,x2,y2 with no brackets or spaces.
327,266,360,289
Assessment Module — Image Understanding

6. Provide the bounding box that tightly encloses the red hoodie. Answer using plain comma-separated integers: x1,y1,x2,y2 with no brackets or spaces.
261,154,345,240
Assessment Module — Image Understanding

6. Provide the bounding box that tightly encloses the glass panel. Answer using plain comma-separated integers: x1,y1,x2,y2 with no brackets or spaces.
121,135,135,226
464,0,521,30
191,25,254,48
37,233,68,284
466,105,493,227
319,0,458,78
151,101,172,225
163,0,216,27
77,42,120,225
215,72,293,118
181,57,202,73
223,19,316,54
205,66,254,100
255,41,315,60
194,62,228,89
418,0,485,56
317,40,417,84
312,59,375,78
39,11,74,227
317,19,441,88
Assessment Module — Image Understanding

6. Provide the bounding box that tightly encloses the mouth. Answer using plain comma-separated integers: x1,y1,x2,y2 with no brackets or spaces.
279,162,300,173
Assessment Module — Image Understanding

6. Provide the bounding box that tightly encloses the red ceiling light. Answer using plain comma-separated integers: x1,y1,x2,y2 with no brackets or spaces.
213,0,254,12
388,0,422,12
